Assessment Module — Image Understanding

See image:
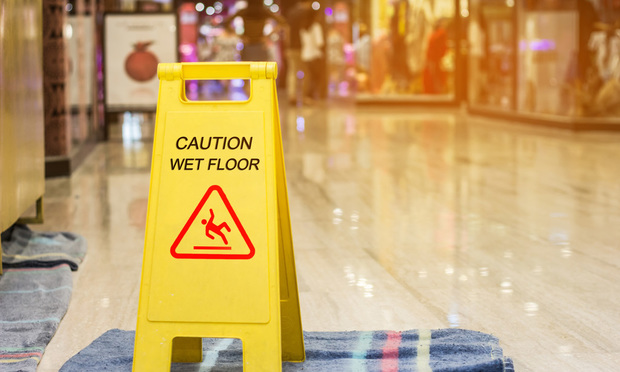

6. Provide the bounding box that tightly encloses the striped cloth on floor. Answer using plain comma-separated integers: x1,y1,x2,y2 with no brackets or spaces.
60,329,514,371
1,225,87,372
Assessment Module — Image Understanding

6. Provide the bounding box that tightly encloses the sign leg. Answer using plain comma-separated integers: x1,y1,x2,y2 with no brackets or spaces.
242,326,282,371
133,326,173,371
274,84,305,362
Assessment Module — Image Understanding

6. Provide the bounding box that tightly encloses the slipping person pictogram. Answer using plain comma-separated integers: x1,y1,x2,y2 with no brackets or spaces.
201,209,231,245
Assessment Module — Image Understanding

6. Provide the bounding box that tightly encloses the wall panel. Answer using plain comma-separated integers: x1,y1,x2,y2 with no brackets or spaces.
0,0,45,232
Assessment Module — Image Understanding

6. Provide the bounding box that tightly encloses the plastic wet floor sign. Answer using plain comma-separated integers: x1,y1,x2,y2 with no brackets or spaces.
133,62,304,371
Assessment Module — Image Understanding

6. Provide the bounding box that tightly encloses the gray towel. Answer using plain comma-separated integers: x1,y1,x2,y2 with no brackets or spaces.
0,264,73,371
1,224,86,270
1,224,87,371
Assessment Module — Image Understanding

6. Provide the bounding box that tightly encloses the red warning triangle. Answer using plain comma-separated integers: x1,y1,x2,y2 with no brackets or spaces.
170,185,255,260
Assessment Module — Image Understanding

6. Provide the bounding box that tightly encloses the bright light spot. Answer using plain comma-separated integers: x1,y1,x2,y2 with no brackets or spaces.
500,279,513,294
233,16,245,34
325,7,333,16
65,3,73,12
199,25,210,35
445,266,454,275
479,267,489,277
65,24,73,39
461,9,469,17
264,0,274,6
296,116,305,132
524,302,539,316
264,23,274,36
230,91,248,101
296,70,305,79
231,79,245,88
180,44,194,56
448,313,460,327
100,298,110,308
561,247,572,258
459,275,468,282
195,2,205,12
312,1,320,10
214,1,223,12
270,4,279,12
206,6,215,15
506,0,515,7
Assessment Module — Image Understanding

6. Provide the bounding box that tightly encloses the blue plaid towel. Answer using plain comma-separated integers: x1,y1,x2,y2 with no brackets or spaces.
60,329,514,371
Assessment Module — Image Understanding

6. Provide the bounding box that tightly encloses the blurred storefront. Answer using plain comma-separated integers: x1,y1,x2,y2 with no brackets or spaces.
336,0,464,104
467,0,620,129
50,0,620,178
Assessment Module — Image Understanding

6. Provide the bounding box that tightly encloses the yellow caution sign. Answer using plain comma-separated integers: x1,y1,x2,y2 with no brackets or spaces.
133,62,305,371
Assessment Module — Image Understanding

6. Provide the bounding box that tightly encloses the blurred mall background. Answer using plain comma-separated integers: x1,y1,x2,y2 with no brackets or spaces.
1,0,618,180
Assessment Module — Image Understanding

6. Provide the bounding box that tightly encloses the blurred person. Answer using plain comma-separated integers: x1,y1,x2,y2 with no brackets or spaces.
300,10,325,102
406,0,433,82
210,24,241,98
389,0,412,92
326,28,345,93
286,0,312,103
577,0,600,84
211,24,240,62
423,18,448,94
223,0,286,62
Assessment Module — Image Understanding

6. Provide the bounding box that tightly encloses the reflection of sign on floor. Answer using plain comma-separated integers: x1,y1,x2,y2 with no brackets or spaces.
171,185,255,260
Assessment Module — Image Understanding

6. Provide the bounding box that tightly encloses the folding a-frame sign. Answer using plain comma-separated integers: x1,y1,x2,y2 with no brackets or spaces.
133,62,305,371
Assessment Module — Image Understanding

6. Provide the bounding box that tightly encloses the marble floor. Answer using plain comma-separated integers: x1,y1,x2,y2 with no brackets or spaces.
35,101,620,371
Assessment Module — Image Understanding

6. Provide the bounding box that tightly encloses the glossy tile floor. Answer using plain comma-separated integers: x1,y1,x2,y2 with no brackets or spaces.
35,101,620,371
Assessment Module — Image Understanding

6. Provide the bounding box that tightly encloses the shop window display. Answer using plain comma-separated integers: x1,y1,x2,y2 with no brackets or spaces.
517,7,577,115
325,1,355,98
468,0,620,123
354,0,456,101
518,0,620,118
578,0,620,117
467,0,515,110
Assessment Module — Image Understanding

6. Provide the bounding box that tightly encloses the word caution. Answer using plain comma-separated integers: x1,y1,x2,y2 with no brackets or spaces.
170,135,260,171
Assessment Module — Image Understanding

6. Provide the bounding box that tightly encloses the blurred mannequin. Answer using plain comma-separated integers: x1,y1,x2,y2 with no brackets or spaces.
423,19,448,94
286,0,312,103
300,10,324,102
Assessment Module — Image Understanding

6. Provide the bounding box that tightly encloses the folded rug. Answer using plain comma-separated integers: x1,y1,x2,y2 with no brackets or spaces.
1,225,87,372
60,329,514,371
1,224,86,270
